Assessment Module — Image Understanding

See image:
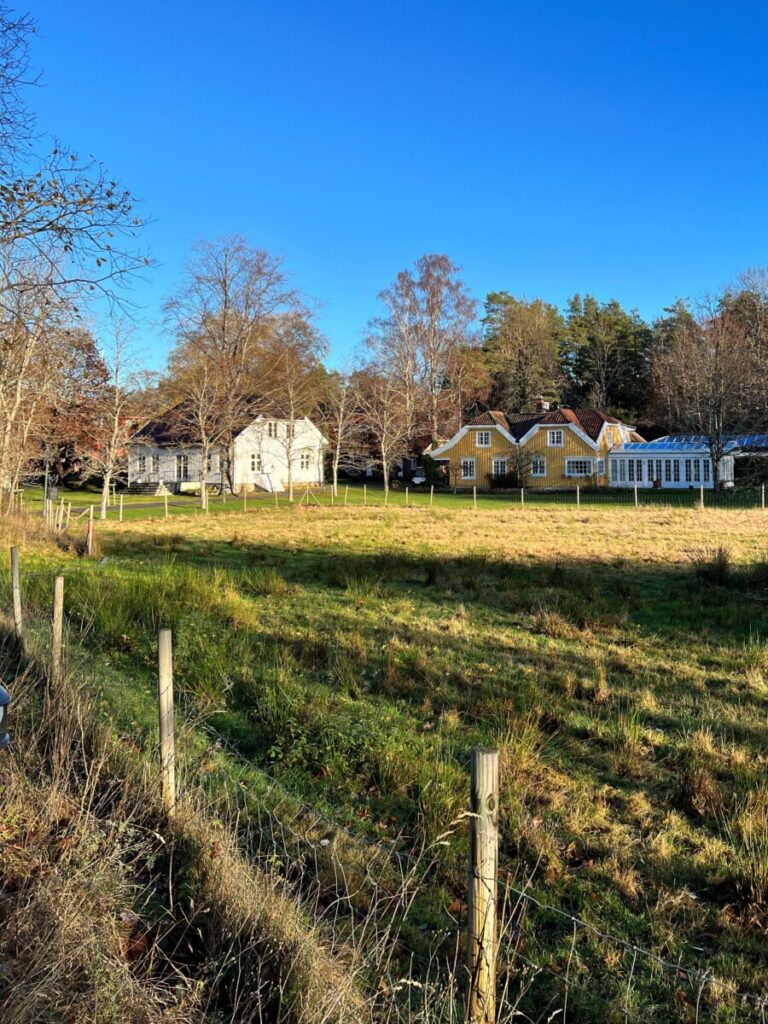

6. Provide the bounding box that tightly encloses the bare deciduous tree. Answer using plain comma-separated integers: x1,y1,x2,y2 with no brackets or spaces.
653,303,765,487
318,370,366,497
355,370,411,495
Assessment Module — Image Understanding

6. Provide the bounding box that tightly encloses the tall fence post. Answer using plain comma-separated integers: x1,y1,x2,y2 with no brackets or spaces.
520,487,524,508
243,489,247,513
576,485,580,508
51,575,64,689
473,486,477,511
274,489,279,508
119,494,124,522
699,484,705,508
344,484,349,506
430,484,434,508
164,493,169,519
762,483,765,510
10,546,22,638
86,506,95,556
634,485,639,508
467,747,499,1024
405,486,409,507
157,629,176,815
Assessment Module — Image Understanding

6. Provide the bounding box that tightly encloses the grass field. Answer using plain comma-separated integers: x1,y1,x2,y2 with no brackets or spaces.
7,502,768,1021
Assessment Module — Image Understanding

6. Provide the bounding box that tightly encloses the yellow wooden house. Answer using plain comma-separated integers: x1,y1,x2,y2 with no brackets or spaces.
430,406,641,489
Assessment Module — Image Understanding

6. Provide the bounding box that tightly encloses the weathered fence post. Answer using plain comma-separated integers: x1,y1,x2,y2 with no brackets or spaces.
51,575,64,689
119,494,124,522
66,502,72,529
576,485,580,508
700,484,705,508
467,747,499,1024
634,485,639,508
430,484,434,508
344,484,349,506
762,483,765,510
164,493,169,519
274,489,279,508
473,486,477,511
86,506,95,556
243,489,247,513
521,487,524,508
405,486,409,507
157,629,176,814
10,546,22,638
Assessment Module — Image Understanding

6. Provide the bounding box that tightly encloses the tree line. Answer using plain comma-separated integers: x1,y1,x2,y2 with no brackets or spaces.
2,8,767,509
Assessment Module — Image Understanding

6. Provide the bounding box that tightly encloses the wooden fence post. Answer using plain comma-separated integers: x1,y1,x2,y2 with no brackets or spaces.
700,484,705,508
634,485,638,508
430,484,434,508
157,629,176,814
86,506,95,556
473,486,477,511
119,494,124,522
51,575,64,689
467,747,499,1024
762,483,765,510
67,502,72,528
274,489,279,508
405,486,409,507
521,487,525,508
10,546,22,638
344,484,349,506
576,485,580,508
164,493,169,519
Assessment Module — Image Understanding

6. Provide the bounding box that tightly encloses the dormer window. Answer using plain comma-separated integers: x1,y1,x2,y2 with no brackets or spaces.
476,430,491,447
547,429,564,447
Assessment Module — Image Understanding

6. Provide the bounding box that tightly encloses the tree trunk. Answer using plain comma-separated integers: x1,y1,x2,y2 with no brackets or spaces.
332,454,339,498
100,473,111,520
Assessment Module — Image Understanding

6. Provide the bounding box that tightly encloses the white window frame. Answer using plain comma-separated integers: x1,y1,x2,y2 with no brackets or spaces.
673,460,680,482
703,459,710,482
610,460,618,482
595,458,605,476
547,429,564,447
565,458,594,478
151,454,160,474
530,456,546,477
476,430,491,448
491,458,507,476
176,453,189,481
137,454,146,474
300,451,311,470
251,452,261,473
664,459,672,483
460,458,476,480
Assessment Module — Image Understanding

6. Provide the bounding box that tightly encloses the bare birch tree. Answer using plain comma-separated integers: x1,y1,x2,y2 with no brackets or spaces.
318,370,366,496
355,370,411,495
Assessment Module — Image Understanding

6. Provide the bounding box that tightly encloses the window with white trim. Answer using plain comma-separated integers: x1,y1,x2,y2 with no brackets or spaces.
151,454,159,474
685,458,692,482
547,429,564,447
635,459,643,482
530,456,546,477
610,460,618,482
267,421,277,438
460,458,476,480
596,458,605,476
176,454,189,480
693,459,701,483
664,459,672,483
565,458,593,477
206,453,212,472
491,458,507,476
137,454,146,474
476,430,491,447
251,452,261,472
300,451,311,470
628,460,635,482
703,459,710,482
619,459,626,482
655,459,662,483
673,460,680,482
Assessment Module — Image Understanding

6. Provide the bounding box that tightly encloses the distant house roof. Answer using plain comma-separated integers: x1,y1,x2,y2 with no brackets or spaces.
467,407,623,442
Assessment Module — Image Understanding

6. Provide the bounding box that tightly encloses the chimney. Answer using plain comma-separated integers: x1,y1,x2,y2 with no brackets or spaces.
534,397,550,413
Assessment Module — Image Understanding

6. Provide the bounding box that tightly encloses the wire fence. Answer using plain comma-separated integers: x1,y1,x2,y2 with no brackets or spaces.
6,545,768,1022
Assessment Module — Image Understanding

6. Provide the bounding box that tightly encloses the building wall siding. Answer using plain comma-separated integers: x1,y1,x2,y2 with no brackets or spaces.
437,424,612,488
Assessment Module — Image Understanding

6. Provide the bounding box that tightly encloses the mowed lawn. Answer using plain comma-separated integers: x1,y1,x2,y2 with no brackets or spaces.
15,503,768,1021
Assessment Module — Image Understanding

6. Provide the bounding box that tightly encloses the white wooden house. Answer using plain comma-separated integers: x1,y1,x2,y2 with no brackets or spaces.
128,414,325,494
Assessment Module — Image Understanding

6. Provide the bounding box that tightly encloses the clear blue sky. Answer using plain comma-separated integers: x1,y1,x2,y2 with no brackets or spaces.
27,0,768,368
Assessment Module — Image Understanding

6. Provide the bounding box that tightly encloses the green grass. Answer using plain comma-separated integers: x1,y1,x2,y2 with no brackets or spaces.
7,504,768,1021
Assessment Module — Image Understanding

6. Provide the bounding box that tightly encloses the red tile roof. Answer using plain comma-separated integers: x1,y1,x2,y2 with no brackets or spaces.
467,407,623,441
